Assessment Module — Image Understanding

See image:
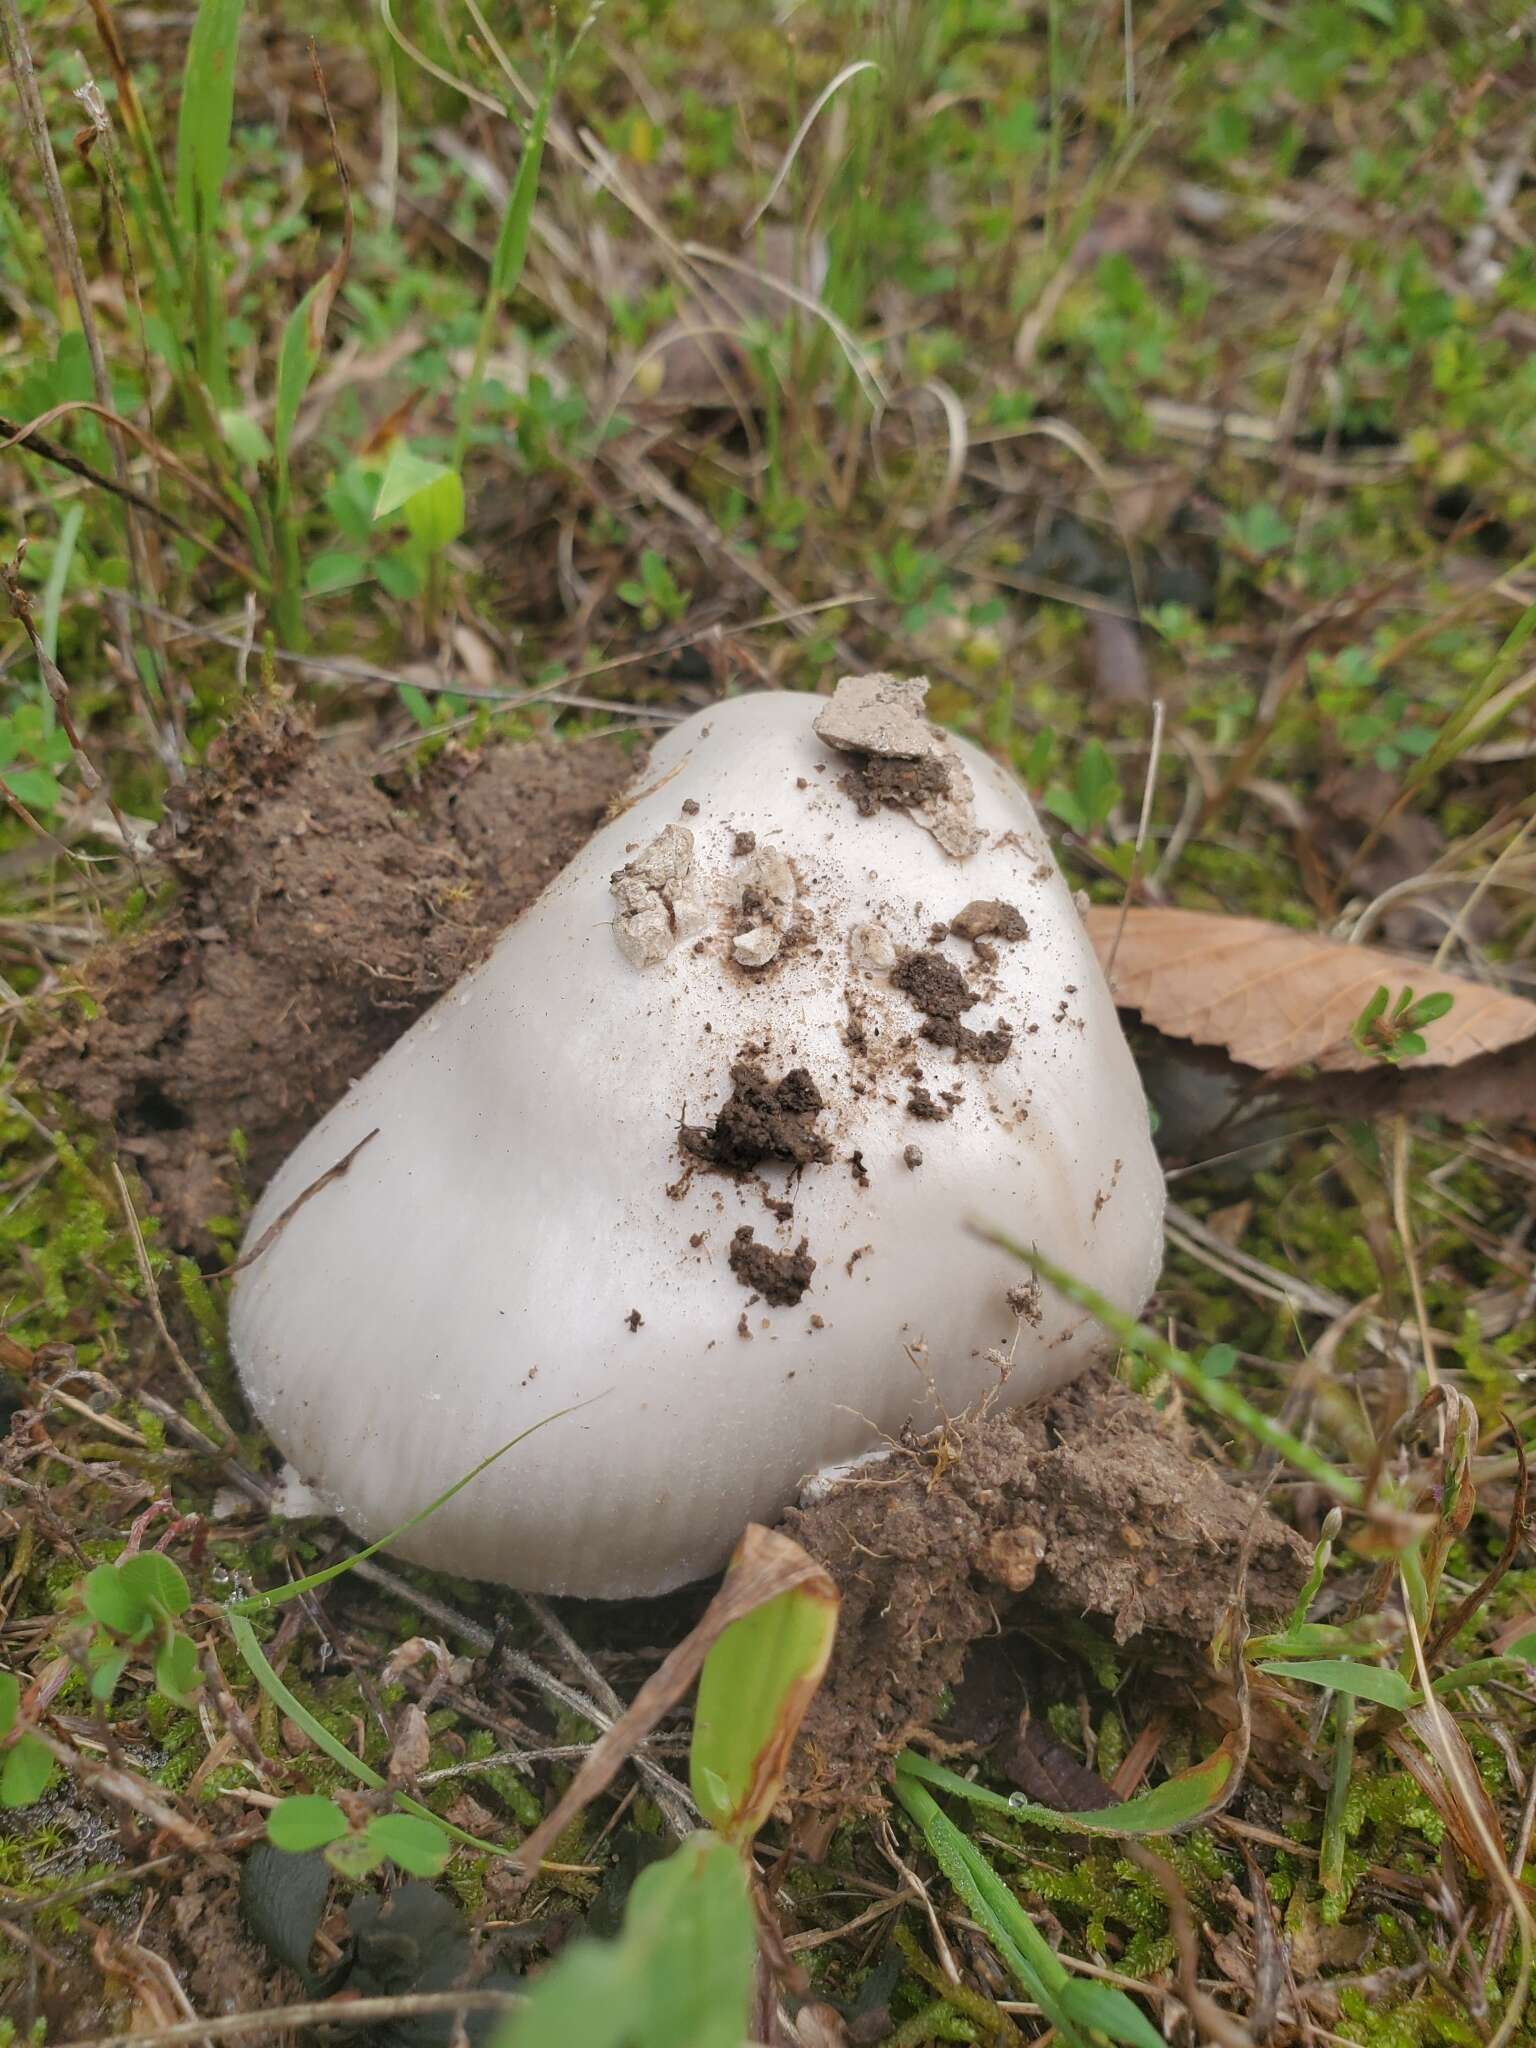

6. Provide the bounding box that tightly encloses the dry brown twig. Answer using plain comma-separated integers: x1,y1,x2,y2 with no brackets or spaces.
110,1162,236,1445
49,1986,526,2048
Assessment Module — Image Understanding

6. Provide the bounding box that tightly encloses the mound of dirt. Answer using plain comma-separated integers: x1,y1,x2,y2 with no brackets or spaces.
25,695,636,1244
784,1375,1311,1807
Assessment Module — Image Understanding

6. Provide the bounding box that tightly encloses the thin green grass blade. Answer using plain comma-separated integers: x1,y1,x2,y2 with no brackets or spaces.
897,1745,1237,1836
175,0,245,404
982,1233,1363,1504
227,1611,509,1859
226,1399,593,1615
1412,580,1536,782
896,1766,1168,2048
452,58,559,470
892,1770,1080,2037
1258,1659,1417,1709
40,503,83,674
175,0,243,237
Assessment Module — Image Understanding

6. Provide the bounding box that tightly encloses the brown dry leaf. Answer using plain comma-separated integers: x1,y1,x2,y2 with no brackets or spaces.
386,1701,432,1784
1086,907,1536,1073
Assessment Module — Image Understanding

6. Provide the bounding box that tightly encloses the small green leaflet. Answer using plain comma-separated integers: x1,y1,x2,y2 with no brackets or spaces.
366,1812,453,1877
2,1735,54,1809
116,1552,192,1618
0,1673,55,1809
1258,1659,1417,1710
897,1741,1237,1835
268,1795,349,1853
89,1646,132,1702
373,444,465,549
155,1632,204,1706
83,1553,190,1637
82,1563,153,1638
306,551,369,595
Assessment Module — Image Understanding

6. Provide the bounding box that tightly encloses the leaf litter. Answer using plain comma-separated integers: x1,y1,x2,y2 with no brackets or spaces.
1086,904,1536,1072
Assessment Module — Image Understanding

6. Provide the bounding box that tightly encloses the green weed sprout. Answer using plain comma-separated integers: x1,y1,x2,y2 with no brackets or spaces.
1350,984,1455,1064
265,1793,451,1881
78,1550,202,1708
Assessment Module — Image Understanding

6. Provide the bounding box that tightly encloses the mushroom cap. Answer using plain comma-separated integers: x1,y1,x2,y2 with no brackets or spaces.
230,689,1164,1597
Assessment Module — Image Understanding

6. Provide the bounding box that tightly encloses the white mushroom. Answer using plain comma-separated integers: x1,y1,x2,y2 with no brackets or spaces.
230,682,1165,1599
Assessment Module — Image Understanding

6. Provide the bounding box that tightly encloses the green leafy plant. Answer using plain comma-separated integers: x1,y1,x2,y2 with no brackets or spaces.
78,1550,202,1707
0,1672,55,1809
501,1833,755,2048
0,698,72,813
1043,738,1122,836
617,548,690,627
266,1792,452,1879
1350,984,1454,1064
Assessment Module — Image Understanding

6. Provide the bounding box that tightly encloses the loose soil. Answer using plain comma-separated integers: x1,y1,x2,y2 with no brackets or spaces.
728,1225,817,1305
891,948,1014,1064
680,1060,834,1173
785,1375,1311,1807
25,693,635,1245
837,751,952,816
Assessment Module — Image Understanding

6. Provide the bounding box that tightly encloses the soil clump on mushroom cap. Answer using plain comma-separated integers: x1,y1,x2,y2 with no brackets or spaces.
838,750,953,817
24,693,635,1246
892,947,1015,1065
680,1059,834,1173
949,897,1030,944
728,1225,817,1305
784,1373,1311,1807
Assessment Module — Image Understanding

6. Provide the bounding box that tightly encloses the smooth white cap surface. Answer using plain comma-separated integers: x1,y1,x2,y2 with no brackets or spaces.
231,689,1164,1597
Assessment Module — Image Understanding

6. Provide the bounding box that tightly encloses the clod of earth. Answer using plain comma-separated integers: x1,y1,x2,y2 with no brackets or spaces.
786,1376,1311,1807
729,1225,817,1305
950,898,1030,944
814,670,985,856
681,1061,833,1172
892,948,1015,1063
229,683,1164,1598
